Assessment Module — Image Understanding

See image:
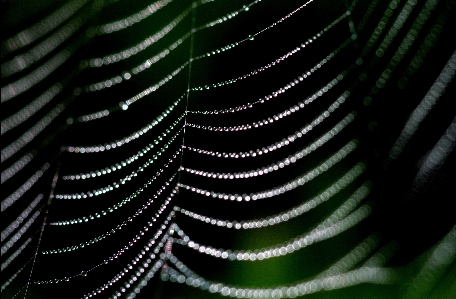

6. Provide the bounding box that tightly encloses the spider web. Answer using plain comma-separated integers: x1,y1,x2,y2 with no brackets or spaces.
1,0,456,298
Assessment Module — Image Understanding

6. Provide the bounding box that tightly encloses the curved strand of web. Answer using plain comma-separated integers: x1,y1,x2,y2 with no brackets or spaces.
188,37,354,115
42,183,178,255
55,141,181,200
2,0,414,192
96,0,174,35
389,52,456,161
372,0,442,95
62,121,184,181
1,66,82,149
74,65,187,126
2,11,88,78
11,1,452,298
1,194,43,242
1,135,64,188
185,0,417,117
175,162,365,229
1,205,44,256
166,234,383,284
354,0,380,33
78,225,172,298
1,0,394,193
190,12,349,93
317,233,382,278
1,163,50,212
397,5,453,89
68,0,346,127
49,156,180,226
173,183,372,261
7,0,420,298
1,83,84,192
183,111,356,180
52,0,377,123
77,76,350,183
84,9,347,93
33,215,173,287
1,84,63,135
2,0,177,77
402,226,456,299
55,131,182,199
76,88,185,125
129,234,382,298
194,0,318,63
122,63,189,108
2,0,313,125
84,31,192,93
177,203,372,261
373,0,420,60
186,68,352,132
64,97,185,153
86,0,261,68
1,0,89,56
87,5,192,67
359,0,405,58
179,0,446,160
1,0,180,99
1,103,67,163
75,0,318,114
1,153,36,185
363,240,399,269
162,255,392,298
1,233,37,271
179,140,358,202
1,257,33,291
1,33,88,103
359,0,421,80
185,111,355,159
412,118,456,193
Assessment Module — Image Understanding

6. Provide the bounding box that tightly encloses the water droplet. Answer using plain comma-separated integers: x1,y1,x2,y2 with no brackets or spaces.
81,270,88,277
248,35,254,41
243,5,249,11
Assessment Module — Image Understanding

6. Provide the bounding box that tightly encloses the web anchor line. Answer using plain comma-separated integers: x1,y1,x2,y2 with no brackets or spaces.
177,1,197,187
23,167,60,299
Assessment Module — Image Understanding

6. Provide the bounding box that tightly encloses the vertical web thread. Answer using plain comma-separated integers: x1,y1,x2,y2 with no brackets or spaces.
23,167,60,299
160,0,198,279
177,2,198,186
